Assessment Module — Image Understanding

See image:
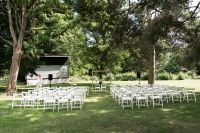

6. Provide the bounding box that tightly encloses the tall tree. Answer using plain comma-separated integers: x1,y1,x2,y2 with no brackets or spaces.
6,0,37,94
132,0,200,85
75,0,131,75
29,0,87,75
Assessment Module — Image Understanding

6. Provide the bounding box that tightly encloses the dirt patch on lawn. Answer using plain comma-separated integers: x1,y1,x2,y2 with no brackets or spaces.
0,93,12,101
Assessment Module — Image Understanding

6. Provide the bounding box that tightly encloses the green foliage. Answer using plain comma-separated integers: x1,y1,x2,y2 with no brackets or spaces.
158,52,181,74
156,71,192,80
164,56,181,74
69,75,82,82
182,19,200,66
156,72,175,80
18,57,41,82
187,71,196,79
176,72,191,80
0,0,12,77
80,75,92,81
27,0,88,76
74,0,131,74
141,72,149,80
114,72,137,81
103,73,114,81
195,63,200,75
1,0,199,84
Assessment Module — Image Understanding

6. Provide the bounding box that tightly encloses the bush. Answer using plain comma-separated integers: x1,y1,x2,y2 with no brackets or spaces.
156,71,193,80
195,63,200,75
176,72,191,80
103,74,114,81
156,71,175,80
80,75,91,81
114,72,137,81
141,72,149,80
69,75,81,82
187,71,196,79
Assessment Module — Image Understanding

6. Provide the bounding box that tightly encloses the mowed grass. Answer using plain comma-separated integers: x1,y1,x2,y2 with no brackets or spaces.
0,91,200,133
111,80,200,92
0,79,200,133
1,79,200,91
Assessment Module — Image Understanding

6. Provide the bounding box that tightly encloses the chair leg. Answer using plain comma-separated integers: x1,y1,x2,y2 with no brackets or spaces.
153,99,155,108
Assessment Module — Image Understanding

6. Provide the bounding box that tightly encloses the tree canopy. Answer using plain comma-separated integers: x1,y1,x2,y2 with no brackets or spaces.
1,0,200,93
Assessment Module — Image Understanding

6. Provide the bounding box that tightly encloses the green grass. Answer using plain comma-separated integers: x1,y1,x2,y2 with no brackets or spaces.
1,80,200,132
1,79,200,91
0,92,200,133
111,80,200,91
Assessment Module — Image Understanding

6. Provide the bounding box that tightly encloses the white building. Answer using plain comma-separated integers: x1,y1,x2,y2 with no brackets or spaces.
26,56,70,85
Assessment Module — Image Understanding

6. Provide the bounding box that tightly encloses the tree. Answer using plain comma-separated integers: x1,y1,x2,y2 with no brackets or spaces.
129,0,200,85
29,0,87,75
75,0,133,75
6,0,37,94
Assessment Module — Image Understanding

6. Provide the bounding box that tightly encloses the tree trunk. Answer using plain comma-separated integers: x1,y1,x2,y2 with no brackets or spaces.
6,46,22,94
6,0,27,94
148,45,156,87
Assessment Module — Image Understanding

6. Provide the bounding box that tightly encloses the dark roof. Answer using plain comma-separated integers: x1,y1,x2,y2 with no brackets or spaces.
39,56,69,65
41,55,69,58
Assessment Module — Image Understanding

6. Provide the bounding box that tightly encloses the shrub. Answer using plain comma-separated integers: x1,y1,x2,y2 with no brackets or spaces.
176,72,191,80
141,72,149,80
69,75,81,82
156,71,175,80
90,76,98,81
195,63,200,75
103,74,114,81
81,75,91,81
163,54,181,74
156,71,193,80
114,73,122,81
187,71,197,79
114,72,137,81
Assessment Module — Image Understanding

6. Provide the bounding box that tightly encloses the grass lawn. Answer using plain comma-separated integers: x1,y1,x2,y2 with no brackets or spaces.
72,79,200,92
1,79,200,91
0,91,200,133
0,80,200,133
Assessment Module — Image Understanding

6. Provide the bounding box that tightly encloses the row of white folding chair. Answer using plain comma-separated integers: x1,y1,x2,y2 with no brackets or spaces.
12,93,23,108
111,87,186,109
112,86,196,110
41,90,85,111
12,88,86,111
111,89,163,109
44,92,84,111
182,88,196,103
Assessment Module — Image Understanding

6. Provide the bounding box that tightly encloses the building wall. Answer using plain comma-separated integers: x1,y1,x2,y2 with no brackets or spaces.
26,65,69,85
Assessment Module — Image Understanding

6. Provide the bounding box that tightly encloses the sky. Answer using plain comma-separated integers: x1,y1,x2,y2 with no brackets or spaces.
190,0,200,16
130,0,200,16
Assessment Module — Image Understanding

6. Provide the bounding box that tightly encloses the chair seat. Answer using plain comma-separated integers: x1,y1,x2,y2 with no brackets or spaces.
58,99,69,102
122,97,131,100
150,96,161,99
44,99,55,103
137,97,147,100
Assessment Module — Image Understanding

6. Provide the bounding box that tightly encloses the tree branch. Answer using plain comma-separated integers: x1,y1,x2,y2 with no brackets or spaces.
14,5,20,34
0,35,13,45
18,2,27,45
6,0,17,44
27,0,37,10
181,1,200,23
190,1,200,20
